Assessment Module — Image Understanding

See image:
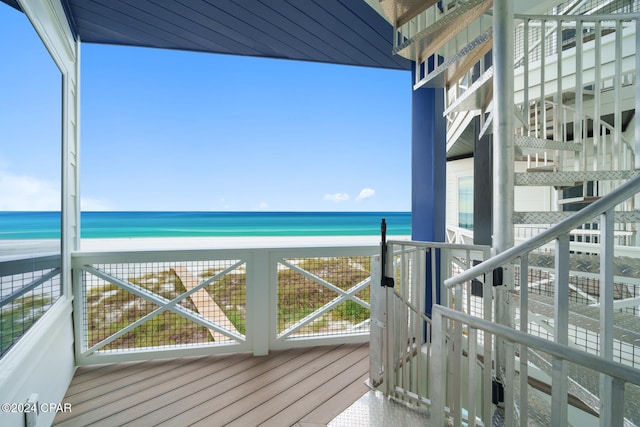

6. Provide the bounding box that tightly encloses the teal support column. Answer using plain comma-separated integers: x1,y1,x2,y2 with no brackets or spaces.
411,67,446,312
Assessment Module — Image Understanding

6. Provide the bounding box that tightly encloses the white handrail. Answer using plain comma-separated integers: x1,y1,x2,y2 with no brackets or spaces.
387,239,487,252
431,304,640,426
514,13,640,21
434,305,640,385
444,174,640,288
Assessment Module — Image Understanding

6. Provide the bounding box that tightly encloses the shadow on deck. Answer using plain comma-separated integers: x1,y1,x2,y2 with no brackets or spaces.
53,343,369,426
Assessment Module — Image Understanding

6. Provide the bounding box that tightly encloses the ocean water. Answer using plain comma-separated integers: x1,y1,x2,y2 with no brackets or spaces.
0,211,411,240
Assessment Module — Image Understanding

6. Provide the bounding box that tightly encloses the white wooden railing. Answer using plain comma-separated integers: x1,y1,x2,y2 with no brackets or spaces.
72,246,377,364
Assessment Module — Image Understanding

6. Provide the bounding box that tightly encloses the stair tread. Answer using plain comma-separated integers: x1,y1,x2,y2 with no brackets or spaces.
557,196,601,205
526,165,556,172
444,66,493,114
515,169,640,186
515,135,582,151
394,0,493,61
414,28,493,90
378,0,440,28
513,210,640,224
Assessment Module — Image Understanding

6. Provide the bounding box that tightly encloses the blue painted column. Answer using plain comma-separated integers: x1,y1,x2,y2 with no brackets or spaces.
411,67,446,313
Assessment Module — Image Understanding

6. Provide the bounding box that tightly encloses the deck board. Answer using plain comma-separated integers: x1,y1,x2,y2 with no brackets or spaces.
258,356,370,427
64,356,209,402
54,343,369,427
138,347,326,426
190,344,367,426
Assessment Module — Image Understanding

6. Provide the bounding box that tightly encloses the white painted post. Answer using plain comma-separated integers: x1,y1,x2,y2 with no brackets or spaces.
610,378,626,427
72,266,86,362
636,18,640,169
552,234,569,426
247,250,270,356
613,20,623,172
594,21,601,173
452,303,462,426
431,307,446,427
599,209,615,426
482,249,493,422
504,341,515,426
575,20,584,177
519,256,529,426
384,243,396,397
369,255,385,387
415,247,426,399
467,327,477,427
635,18,640,245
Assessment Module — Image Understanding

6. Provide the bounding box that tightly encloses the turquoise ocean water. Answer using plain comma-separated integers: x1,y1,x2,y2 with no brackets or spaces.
0,211,411,240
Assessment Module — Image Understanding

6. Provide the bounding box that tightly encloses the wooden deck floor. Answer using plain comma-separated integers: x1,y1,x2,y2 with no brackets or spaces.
53,343,370,427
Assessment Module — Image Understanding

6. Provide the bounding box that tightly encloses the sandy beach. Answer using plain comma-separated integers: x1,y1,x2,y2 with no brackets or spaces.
1,235,410,258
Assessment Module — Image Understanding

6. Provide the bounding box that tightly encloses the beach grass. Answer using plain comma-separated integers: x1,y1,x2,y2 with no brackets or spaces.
85,255,371,350
86,270,213,349
1,295,52,357
277,256,371,335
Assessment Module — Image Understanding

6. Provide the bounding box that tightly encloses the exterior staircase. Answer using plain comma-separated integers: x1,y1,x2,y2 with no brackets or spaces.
369,0,640,425
377,0,640,246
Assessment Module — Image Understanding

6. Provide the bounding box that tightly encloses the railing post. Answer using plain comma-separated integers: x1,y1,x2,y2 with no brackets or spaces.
599,208,615,426
575,20,584,177
431,306,446,427
613,20,623,173
72,265,86,363
635,18,640,246
384,243,396,397
519,256,529,427
369,255,384,387
594,20,602,173
552,234,569,426
467,327,478,427
504,341,515,426
247,250,269,356
610,378,626,427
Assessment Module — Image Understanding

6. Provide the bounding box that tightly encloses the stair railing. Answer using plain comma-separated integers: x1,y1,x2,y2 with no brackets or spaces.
522,100,636,181
440,174,640,426
431,304,640,426
514,14,638,168
370,241,491,413
512,13,638,248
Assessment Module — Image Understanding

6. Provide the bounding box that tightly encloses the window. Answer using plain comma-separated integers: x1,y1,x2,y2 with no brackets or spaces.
458,176,473,230
0,3,62,358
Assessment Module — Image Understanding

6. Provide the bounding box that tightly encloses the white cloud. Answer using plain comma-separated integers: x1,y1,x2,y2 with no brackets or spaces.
257,201,269,210
0,171,60,210
0,170,117,211
216,198,231,210
324,192,350,203
355,188,375,202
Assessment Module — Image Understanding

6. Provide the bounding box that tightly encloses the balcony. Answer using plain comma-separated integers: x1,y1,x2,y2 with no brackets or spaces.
1,242,381,426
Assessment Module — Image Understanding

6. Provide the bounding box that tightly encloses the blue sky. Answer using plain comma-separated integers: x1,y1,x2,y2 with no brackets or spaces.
0,4,412,212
